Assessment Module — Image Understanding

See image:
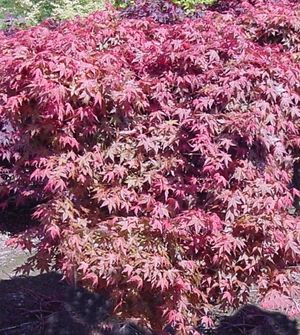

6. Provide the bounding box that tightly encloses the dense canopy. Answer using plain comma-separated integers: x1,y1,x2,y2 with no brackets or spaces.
0,0,300,333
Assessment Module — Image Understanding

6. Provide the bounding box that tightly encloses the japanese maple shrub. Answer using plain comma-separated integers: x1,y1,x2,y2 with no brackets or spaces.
1,0,300,334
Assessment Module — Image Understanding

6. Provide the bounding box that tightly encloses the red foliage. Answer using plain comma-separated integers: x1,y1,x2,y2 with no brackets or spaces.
1,0,300,333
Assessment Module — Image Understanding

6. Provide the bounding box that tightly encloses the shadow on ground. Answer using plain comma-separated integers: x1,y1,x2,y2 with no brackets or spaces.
0,272,112,335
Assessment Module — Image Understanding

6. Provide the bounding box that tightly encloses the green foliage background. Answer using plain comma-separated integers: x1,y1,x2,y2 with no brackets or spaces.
173,0,215,10
0,0,106,25
0,0,216,28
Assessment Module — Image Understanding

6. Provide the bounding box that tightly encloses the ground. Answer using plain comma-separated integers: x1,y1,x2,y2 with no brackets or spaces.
0,272,68,335
0,232,113,335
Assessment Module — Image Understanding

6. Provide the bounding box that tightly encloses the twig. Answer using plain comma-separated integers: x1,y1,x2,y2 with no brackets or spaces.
0,321,39,334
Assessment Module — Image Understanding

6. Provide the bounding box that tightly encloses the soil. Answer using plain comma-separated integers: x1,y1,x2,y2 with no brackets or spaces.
0,233,112,335
0,272,68,335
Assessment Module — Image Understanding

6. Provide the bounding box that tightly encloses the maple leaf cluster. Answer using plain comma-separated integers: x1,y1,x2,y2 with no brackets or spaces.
0,0,300,333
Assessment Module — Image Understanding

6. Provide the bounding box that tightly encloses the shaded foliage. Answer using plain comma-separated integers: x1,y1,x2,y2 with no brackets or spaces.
120,0,186,23
215,304,298,335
